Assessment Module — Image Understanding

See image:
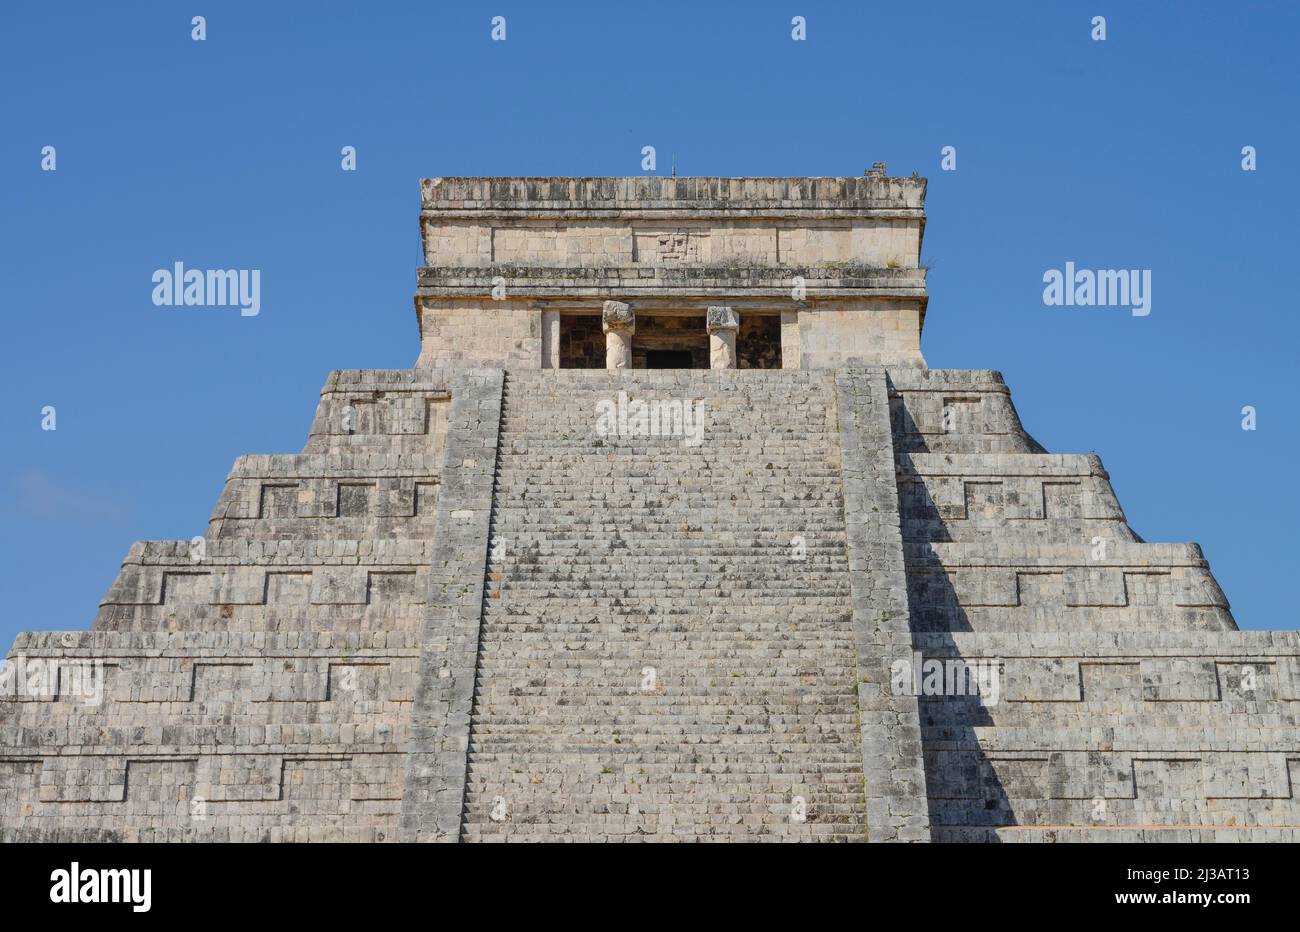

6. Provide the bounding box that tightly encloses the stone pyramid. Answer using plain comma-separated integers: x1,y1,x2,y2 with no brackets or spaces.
3,176,1296,842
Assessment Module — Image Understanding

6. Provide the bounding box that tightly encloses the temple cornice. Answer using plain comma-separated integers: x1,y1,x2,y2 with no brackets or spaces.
415,264,926,299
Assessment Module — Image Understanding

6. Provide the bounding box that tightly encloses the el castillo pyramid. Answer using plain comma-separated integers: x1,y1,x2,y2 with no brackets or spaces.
3,174,1297,843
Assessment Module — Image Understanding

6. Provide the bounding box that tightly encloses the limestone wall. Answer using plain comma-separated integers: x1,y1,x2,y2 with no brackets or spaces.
918,630,1300,842
422,218,923,270
905,541,1235,633
889,367,1300,840
790,303,925,368
207,452,441,541
4,361,1294,843
888,369,1043,453
897,453,1133,543
419,175,927,216
414,302,541,369
0,630,414,842
1,368,456,841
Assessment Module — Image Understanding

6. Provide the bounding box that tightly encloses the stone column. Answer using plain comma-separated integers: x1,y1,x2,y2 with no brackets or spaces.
707,306,740,369
780,310,801,370
602,300,634,369
541,310,560,369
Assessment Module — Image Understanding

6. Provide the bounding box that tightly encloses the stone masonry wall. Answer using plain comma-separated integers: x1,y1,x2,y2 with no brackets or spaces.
415,177,929,371
5,362,1297,842
415,303,541,370
422,218,923,270
835,369,931,841
794,303,925,369
889,367,1300,840
0,368,456,841
398,369,504,842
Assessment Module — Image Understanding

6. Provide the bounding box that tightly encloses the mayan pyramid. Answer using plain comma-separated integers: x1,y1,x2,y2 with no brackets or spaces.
3,175,1296,843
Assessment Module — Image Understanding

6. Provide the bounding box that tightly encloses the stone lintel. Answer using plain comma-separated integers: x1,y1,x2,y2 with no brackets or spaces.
416,269,925,305
415,266,926,301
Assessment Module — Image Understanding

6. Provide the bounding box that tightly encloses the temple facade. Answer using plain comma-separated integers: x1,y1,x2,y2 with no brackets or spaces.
414,174,927,371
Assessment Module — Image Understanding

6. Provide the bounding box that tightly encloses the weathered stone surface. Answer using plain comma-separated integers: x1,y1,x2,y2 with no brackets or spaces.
460,370,865,841
398,369,503,842
415,176,928,370
601,300,634,370
835,368,931,842
2,176,1294,843
706,306,739,369
600,300,634,333
705,305,740,332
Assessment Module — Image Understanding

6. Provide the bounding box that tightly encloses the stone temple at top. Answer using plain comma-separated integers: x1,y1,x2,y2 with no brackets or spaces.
3,174,1297,843
415,173,927,371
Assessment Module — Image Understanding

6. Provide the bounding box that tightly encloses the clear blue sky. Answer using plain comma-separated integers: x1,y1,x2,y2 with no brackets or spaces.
2,1,1296,645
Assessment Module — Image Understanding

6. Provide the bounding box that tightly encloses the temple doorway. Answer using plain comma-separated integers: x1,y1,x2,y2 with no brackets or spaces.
631,315,709,368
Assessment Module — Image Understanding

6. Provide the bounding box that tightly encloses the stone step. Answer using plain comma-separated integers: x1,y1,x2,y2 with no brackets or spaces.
461,370,866,842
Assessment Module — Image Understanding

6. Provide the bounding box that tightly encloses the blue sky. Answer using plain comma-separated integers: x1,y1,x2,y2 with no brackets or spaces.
1,1,1296,644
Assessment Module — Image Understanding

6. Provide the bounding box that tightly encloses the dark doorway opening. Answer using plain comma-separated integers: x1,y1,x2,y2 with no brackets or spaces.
738,314,782,369
632,316,709,368
559,314,605,368
644,349,694,369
